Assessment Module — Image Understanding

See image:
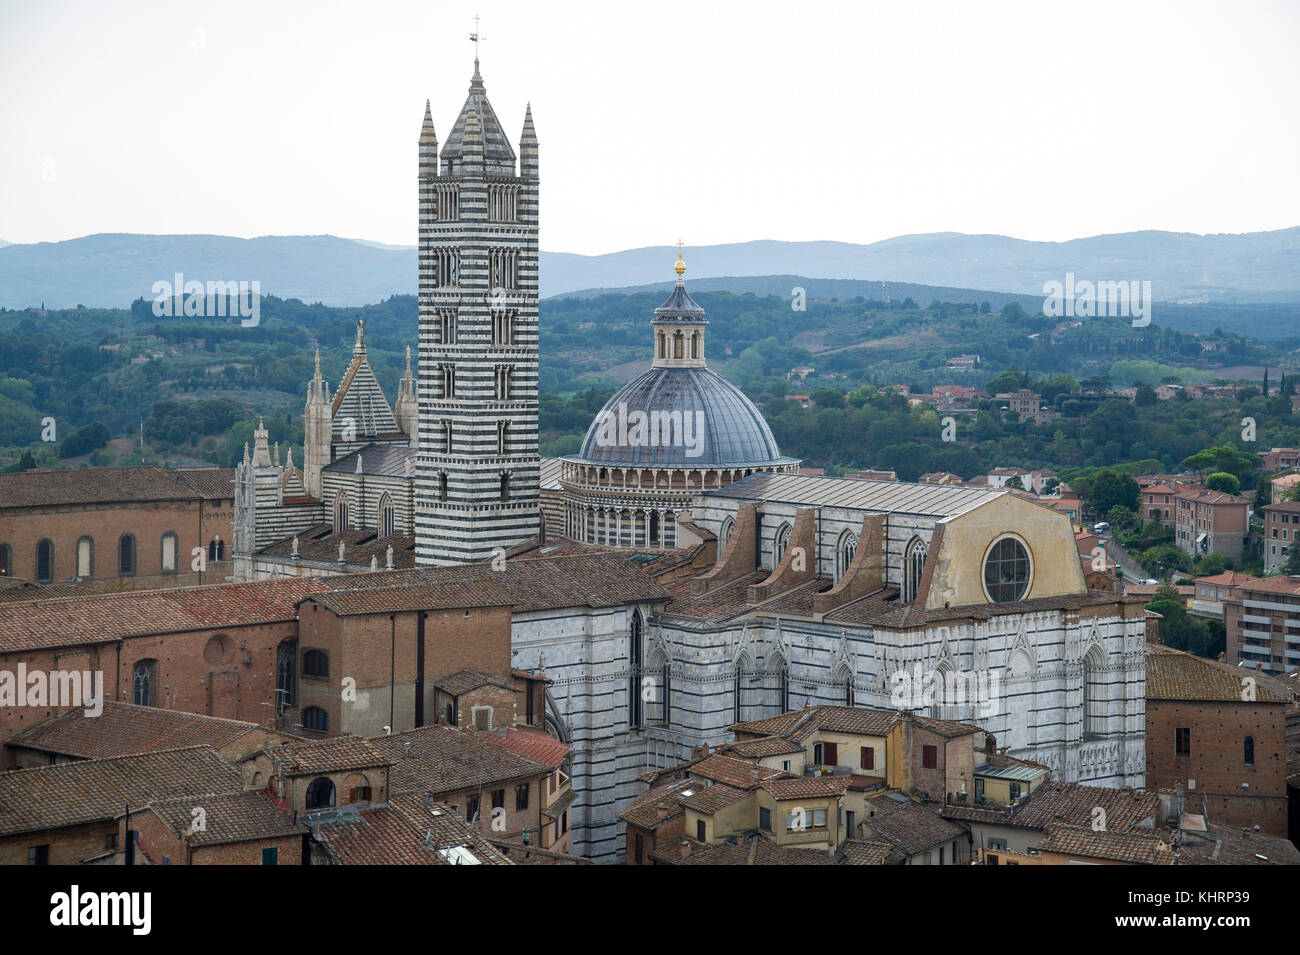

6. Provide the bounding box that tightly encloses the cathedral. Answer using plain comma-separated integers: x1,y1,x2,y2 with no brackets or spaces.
232,58,1148,861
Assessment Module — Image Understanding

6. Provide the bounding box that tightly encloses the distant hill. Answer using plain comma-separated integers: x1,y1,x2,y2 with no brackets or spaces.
1,228,1297,309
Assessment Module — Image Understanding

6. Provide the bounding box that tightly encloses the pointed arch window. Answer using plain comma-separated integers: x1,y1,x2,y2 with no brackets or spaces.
132,659,157,706
903,537,928,604
1084,646,1105,738
378,493,395,538
334,493,351,533
719,517,734,550
773,523,792,567
118,533,137,577
276,639,297,708
628,612,644,729
836,530,858,581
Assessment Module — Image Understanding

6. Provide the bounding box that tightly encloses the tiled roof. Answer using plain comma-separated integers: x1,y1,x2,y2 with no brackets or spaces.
732,710,815,738
618,777,696,829
1146,644,1293,703
371,725,549,795
1037,823,1174,865
307,553,669,616
0,577,328,653
650,833,838,866
1193,571,1259,587
1006,782,1160,832
0,746,241,837
260,524,417,569
5,702,264,760
724,737,803,758
435,670,510,696
731,706,980,747
481,726,569,769
1240,576,1300,597
680,784,749,814
689,754,785,789
763,777,848,800
836,838,905,865
661,571,769,622
147,790,306,847
0,466,234,509
311,795,511,865
1176,823,1300,865
270,735,392,776
864,798,965,856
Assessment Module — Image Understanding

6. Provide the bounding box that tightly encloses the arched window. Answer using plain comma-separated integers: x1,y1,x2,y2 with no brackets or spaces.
276,639,297,708
439,472,449,502
208,537,224,562
773,522,792,567
903,537,928,603
984,535,1032,604
303,649,329,679
133,659,157,706
835,664,854,707
305,777,335,810
628,612,644,729
160,531,178,574
719,517,734,550
498,420,510,456
500,471,511,502
76,536,94,579
1083,646,1105,738
691,332,700,358
334,493,351,533
836,530,858,581
303,706,329,733
0,542,10,577
118,534,136,577
35,539,53,583
649,511,661,546
660,658,672,727
378,493,394,538
673,332,683,359
1244,736,1255,766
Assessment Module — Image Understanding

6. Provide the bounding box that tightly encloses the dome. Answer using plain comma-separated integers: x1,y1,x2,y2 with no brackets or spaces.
577,366,790,468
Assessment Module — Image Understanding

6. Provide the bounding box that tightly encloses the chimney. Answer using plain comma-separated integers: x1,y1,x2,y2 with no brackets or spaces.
655,802,668,820
679,840,692,860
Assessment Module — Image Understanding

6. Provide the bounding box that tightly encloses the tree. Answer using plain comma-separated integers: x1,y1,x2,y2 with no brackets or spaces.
1204,472,1241,496
1181,445,1256,480
980,301,991,314
1005,475,1025,490
1087,468,1140,515
1134,384,1157,407
1106,505,1134,529
1284,546,1300,576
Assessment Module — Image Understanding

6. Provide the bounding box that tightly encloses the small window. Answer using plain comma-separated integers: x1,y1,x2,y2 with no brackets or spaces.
466,794,480,822
28,844,49,865
161,531,178,574
696,819,705,842
302,649,329,679
860,746,875,771
262,847,278,866
634,833,644,863
922,744,938,769
118,533,137,577
303,706,329,733
759,807,772,832
515,783,529,811
305,777,335,810
350,786,372,804
491,789,505,810
1244,736,1254,766
104,833,118,851
35,539,53,583
1176,727,1191,756
472,706,493,731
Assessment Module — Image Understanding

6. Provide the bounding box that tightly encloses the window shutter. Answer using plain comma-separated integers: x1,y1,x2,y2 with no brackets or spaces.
824,742,838,766
861,746,874,770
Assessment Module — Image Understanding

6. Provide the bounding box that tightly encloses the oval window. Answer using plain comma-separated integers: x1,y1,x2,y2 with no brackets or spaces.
984,536,1031,603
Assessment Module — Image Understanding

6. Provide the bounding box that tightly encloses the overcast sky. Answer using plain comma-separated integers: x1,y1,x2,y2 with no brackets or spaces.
1,0,1297,254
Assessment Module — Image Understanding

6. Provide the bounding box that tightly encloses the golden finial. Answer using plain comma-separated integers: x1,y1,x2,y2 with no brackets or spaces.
674,239,686,277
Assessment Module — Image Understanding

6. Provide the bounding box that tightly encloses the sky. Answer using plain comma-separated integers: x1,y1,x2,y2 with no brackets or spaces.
1,0,1298,254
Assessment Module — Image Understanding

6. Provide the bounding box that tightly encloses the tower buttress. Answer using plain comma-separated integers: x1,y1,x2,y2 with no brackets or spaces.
304,347,332,498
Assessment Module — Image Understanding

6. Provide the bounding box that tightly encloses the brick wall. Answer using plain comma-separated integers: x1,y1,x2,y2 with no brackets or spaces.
0,821,118,865
1145,698,1288,837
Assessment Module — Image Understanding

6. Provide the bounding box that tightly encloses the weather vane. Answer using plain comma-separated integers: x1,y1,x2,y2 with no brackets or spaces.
470,15,485,56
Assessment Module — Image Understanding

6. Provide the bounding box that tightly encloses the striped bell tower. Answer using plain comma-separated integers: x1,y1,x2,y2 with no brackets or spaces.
414,58,541,565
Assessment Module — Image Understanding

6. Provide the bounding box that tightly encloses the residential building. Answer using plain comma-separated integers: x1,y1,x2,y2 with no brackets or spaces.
1263,501,1300,574
1173,488,1250,561
1225,575,1300,673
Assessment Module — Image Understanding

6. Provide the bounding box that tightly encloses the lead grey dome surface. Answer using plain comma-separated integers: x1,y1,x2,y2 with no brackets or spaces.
576,366,792,468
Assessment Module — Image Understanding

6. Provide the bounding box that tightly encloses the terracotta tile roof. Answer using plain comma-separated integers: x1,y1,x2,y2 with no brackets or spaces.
661,571,769,621
5,702,264,760
1005,781,1160,832
1146,644,1293,703
270,735,392,776
679,783,750,814
1240,575,1300,597
724,737,803,758
435,670,510,696
0,466,234,509
308,553,669,616
650,834,838,866
1176,823,1300,865
0,745,241,837
731,706,980,746
481,726,569,769
689,754,785,789
732,709,814,739
260,524,417,569
836,838,905,865
146,790,306,848
1193,571,1260,587
618,777,697,829
371,725,549,795
0,577,328,653
1037,823,1174,865
763,777,848,800
310,795,511,865
863,798,966,856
